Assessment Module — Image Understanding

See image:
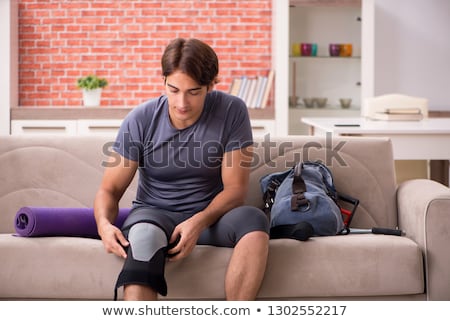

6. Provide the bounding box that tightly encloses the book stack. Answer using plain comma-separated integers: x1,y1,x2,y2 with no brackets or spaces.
371,108,424,121
228,70,274,109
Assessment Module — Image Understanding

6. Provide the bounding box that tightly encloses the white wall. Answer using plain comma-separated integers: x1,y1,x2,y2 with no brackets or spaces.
372,0,450,110
273,0,290,136
0,0,18,135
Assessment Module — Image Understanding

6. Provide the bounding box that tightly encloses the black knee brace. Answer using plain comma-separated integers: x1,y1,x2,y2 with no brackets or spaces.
114,222,170,300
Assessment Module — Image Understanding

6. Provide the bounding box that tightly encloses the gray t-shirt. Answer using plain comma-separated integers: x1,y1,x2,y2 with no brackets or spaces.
114,90,253,214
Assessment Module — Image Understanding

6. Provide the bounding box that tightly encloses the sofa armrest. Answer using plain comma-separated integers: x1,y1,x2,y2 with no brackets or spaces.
397,179,450,300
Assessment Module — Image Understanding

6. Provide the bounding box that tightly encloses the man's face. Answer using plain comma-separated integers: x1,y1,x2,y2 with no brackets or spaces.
165,70,211,130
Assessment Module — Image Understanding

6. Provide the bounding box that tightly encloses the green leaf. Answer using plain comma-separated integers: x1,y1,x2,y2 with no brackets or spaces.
76,74,108,90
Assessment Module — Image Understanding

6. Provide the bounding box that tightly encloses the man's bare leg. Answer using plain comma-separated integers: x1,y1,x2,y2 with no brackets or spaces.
124,284,157,301
225,231,269,300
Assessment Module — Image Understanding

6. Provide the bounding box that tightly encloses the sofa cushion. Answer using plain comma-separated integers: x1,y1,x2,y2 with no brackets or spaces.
165,235,424,300
258,235,424,298
0,234,122,299
0,233,423,300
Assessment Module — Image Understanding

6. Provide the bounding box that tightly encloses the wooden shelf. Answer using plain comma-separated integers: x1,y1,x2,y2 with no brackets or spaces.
290,0,361,7
247,106,275,119
12,106,275,121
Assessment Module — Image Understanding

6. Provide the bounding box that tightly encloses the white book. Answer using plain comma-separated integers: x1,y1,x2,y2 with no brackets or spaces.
261,70,274,109
372,112,423,121
237,76,248,100
384,107,422,114
254,76,267,108
246,78,258,108
229,77,241,96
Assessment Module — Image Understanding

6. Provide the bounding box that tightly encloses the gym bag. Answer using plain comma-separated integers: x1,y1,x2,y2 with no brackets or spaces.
260,161,355,240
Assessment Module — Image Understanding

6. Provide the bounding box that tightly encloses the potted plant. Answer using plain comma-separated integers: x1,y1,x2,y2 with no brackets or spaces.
76,74,108,107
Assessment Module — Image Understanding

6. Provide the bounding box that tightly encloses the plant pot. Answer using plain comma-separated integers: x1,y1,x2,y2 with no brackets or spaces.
82,88,102,107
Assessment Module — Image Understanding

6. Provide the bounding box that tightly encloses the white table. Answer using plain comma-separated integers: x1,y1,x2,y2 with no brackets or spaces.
301,117,450,160
301,117,450,185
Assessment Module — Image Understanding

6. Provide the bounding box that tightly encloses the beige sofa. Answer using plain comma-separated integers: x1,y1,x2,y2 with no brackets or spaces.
1,135,449,300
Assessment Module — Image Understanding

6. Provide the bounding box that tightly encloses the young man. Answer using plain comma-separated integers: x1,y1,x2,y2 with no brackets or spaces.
94,38,269,300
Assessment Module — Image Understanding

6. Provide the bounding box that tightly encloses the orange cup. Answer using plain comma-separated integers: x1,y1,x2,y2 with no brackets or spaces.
340,44,353,57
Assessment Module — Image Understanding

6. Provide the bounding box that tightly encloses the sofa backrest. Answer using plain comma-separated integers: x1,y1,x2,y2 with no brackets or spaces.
247,135,398,229
0,135,137,234
0,135,398,233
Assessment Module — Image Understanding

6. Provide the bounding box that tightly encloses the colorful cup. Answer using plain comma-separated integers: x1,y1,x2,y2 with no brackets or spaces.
291,43,301,57
311,43,318,56
329,44,341,57
340,44,353,57
301,43,312,56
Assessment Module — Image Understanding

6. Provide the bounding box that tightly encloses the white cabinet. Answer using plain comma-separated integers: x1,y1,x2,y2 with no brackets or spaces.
289,56,361,109
11,119,122,136
77,119,122,136
250,119,276,137
11,118,272,138
289,107,359,135
288,3,362,135
11,120,78,135
272,0,362,136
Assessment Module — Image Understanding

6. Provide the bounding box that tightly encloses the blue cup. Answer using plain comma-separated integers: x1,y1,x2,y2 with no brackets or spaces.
311,43,318,56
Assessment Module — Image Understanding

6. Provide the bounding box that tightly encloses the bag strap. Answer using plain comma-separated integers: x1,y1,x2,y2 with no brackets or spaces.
291,163,309,211
263,178,281,220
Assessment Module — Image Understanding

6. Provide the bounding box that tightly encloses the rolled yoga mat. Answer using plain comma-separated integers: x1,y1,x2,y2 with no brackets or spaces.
14,207,130,238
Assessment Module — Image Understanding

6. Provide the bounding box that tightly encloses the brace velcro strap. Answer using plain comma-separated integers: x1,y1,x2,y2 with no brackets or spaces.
114,270,168,301
113,246,168,300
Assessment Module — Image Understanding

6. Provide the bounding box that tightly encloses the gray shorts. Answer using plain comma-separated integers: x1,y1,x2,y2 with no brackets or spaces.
114,205,269,298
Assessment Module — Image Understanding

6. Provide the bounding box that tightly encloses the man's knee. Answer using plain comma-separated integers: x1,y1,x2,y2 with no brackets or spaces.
128,223,167,261
238,205,270,231
229,205,270,239
115,222,169,298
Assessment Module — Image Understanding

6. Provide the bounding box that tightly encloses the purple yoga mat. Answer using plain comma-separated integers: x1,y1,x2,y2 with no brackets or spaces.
14,207,130,238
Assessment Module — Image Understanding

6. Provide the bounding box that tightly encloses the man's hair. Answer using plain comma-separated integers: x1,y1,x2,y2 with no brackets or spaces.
161,38,219,86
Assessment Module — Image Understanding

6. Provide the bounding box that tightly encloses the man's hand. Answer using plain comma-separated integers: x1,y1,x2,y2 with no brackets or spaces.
98,222,129,259
167,215,204,261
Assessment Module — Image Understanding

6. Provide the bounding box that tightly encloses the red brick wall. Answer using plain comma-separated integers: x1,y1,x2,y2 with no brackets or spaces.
18,0,272,107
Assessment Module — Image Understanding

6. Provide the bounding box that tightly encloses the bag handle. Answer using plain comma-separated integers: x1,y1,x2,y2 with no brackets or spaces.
291,163,310,211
